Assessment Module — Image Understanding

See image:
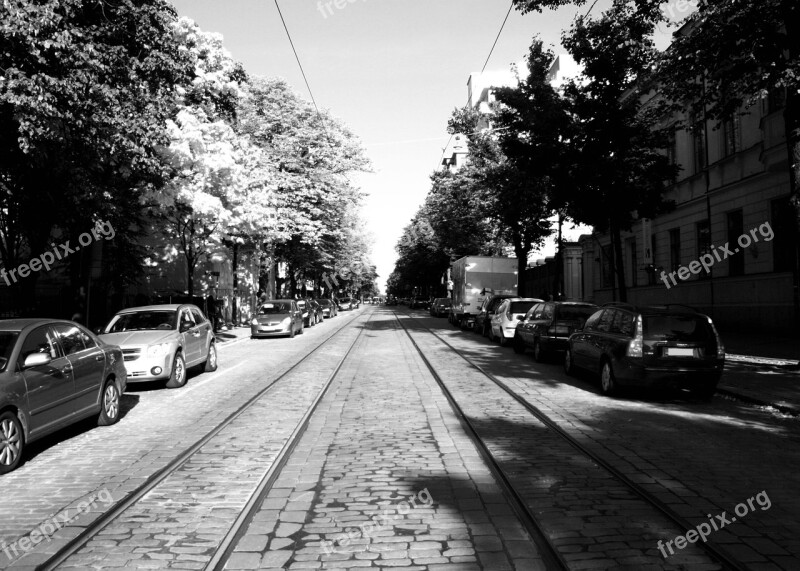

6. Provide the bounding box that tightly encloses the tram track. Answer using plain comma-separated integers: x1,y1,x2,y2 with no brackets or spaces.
35,310,373,571
394,310,748,571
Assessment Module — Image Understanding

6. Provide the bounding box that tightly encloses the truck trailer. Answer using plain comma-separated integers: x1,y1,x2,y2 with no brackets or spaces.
448,256,518,328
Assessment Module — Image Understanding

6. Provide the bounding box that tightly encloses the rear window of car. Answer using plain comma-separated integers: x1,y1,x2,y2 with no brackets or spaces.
643,315,713,342
509,301,536,315
557,306,597,322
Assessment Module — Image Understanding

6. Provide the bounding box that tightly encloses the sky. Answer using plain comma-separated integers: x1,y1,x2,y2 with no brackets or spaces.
169,0,673,293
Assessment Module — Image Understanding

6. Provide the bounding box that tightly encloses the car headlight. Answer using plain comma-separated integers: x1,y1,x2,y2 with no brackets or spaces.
281,317,291,325
147,343,172,357
251,318,259,325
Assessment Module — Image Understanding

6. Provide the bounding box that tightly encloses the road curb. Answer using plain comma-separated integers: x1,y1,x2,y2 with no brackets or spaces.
716,387,799,416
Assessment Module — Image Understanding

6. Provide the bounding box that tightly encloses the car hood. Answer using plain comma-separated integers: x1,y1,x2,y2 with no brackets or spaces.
99,330,176,347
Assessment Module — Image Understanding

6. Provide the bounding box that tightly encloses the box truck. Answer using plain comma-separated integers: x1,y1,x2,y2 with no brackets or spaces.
448,256,518,328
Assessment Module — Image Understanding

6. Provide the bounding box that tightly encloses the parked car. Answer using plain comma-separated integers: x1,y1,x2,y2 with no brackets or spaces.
352,298,361,309
514,302,599,362
489,298,542,346
317,299,338,318
251,300,304,338
0,319,127,474
99,304,217,389
308,299,324,323
475,294,516,337
386,297,398,306
409,297,430,310
430,298,452,317
296,299,317,327
564,304,725,399
338,298,353,311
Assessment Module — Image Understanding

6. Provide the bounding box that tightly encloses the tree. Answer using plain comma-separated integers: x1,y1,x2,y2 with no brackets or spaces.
390,207,450,297
0,0,193,310
557,3,677,300
237,77,370,298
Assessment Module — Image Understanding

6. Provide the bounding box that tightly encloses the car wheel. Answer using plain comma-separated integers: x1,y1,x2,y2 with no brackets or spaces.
499,334,510,347
600,360,618,396
97,380,121,426
204,343,218,372
482,324,490,338
533,340,545,363
165,353,187,388
0,411,24,474
299,320,305,335
564,348,576,376
513,334,525,354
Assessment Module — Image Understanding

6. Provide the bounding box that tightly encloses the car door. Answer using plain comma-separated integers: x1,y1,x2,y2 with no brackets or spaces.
190,307,213,361
19,325,77,437
571,310,603,369
491,301,508,337
519,304,541,345
585,309,614,369
532,303,554,345
52,323,105,417
179,307,202,366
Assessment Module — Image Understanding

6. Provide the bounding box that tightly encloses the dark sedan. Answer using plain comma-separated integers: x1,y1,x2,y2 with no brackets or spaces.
514,302,599,362
0,319,127,474
564,304,725,399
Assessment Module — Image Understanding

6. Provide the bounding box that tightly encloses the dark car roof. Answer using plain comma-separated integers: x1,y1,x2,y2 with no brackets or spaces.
0,318,81,333
601,303,708,318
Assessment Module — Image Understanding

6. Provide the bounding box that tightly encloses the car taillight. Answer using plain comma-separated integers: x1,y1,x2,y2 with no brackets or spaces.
627,315,643,358
709,318,725,358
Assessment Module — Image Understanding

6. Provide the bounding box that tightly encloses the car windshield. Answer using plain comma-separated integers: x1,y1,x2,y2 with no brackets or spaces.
440,299,452,305
318,300,332,307
509,301,536,314
0,332,19,372
340,298,351,303
259,303,291,314
558,306,598,321
643,315,713,342
107,311,177,332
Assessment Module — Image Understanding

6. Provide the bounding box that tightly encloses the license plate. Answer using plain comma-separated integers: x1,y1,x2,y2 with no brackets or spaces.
665,347,695,357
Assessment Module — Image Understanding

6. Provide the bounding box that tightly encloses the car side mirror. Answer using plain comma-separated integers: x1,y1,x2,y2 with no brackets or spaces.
180,322,193,333
517,315,525,321
24,353,51,368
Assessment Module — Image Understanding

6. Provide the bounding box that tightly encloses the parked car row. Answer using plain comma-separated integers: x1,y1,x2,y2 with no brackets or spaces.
1,302,220,474
251,297,360,339
430,295,726,400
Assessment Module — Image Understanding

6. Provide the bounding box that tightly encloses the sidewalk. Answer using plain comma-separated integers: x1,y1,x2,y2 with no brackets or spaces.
714,328,800,415
213,325,252,346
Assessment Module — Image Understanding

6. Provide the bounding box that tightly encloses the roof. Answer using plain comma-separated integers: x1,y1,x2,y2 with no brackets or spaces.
116,304,186,312
0,318,78,332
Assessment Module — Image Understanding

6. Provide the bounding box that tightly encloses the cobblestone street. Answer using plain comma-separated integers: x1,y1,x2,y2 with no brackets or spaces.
0,306,797,570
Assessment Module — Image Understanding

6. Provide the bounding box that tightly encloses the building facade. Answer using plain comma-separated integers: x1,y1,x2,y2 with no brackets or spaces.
580,90,795,333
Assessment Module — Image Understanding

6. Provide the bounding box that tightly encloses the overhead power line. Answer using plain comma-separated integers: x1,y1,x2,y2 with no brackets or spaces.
437,1,515,171
273,0,330,138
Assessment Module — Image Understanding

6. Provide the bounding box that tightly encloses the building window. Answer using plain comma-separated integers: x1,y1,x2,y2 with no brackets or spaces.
600,244,613,289
669,228,681,271
648,234,658,285
772,198,796,272
723,115,741,157
764,87,786,115
628,238,637,288
691,114,706,174
727,210,744,276
696,220,711,280
666,127,677,167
